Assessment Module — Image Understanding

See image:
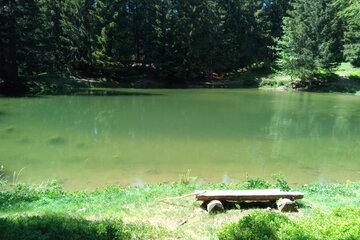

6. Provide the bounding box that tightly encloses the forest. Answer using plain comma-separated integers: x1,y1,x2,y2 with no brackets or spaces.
0,0,359,94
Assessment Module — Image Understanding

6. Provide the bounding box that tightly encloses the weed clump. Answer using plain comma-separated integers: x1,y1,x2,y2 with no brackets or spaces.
242,178,272,190
179,169,197,185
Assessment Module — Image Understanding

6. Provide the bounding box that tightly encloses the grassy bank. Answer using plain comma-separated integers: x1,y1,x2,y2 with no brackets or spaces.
258,63,360,94
0,177,359,239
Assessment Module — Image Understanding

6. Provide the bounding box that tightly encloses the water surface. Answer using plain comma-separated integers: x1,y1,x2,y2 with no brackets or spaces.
0,89,359,189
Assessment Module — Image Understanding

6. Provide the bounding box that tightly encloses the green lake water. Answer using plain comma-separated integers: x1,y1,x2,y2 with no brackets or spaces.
0,89,359,190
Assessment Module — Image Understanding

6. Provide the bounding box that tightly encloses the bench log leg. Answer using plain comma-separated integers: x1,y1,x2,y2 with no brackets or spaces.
206,200,224,212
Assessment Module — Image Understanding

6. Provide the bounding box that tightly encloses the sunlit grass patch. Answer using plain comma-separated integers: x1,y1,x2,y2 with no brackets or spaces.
336,62,360,78
279,207,360,240
300,182,360,208
259,62,360,93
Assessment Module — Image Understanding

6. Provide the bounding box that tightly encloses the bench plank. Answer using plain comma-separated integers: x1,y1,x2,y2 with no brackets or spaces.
195,189,304,202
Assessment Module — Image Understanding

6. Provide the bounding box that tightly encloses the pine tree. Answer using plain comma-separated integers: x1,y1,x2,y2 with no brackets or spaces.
0,0,43,94
102,0,133,67
257,0,290,61
277,0,343,82
41,0,68,72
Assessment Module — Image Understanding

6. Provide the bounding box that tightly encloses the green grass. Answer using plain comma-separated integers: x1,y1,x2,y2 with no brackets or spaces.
218,208,360,240
0,178,359,239
218,211,289,240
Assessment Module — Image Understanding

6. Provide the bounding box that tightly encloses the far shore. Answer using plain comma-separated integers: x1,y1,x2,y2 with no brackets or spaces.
6,63,357,97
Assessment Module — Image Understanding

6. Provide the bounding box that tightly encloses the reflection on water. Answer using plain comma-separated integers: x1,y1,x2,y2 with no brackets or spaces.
77,89,164,97
0,89,359,190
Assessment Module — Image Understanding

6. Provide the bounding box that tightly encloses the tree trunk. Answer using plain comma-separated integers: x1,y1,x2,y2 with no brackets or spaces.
52,0,62,71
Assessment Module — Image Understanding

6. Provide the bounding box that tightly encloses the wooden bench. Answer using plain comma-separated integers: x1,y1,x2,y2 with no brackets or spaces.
195,189,304,212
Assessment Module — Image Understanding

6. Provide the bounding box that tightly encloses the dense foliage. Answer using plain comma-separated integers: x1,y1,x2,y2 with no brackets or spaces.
218,208,360,240
0,0,288,93
0,0,359,94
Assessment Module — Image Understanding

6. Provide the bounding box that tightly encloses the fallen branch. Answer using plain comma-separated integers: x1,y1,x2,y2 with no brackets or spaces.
158,191,206,202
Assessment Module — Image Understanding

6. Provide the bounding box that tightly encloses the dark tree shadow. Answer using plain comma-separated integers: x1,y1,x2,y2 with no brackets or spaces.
201,200,305,213
0,215,131,240
202,67,274,88
224,201,278,210
304,73,360,93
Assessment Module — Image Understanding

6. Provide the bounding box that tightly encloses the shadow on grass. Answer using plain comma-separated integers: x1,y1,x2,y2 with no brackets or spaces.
0,215,131,240
219,67,275,88
302,73,360,93
326,75,360,93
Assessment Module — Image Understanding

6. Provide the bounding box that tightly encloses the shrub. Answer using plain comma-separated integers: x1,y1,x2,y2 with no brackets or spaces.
218,211,289,240
218,208,360,240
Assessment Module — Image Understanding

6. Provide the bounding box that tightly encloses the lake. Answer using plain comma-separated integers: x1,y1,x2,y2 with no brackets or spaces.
0,89,359,190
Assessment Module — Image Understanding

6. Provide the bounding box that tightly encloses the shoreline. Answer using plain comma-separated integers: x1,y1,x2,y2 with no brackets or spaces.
2,63,359,96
